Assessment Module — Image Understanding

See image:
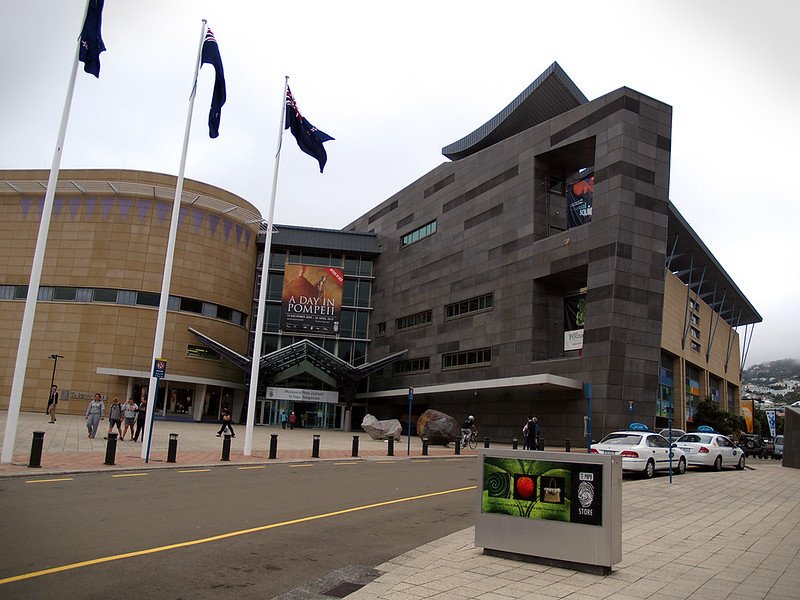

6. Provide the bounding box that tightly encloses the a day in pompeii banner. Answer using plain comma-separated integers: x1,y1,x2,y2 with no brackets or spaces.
482,457,603,526
280,263,344,335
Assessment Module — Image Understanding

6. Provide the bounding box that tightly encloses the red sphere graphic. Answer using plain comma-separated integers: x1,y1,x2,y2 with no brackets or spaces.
516,476,535,499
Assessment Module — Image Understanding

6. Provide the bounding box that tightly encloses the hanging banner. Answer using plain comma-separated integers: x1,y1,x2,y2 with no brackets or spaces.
766,409,776,438
740,399,754,433
280,263,344,334
564,294,586,351
566,171,594,228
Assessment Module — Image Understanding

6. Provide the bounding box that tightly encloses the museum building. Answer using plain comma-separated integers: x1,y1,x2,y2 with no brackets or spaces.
0,63,761,443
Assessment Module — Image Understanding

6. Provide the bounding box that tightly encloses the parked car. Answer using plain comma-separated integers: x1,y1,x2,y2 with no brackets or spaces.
658,428,686,440
675,433,745,470
591,431,686,478
773,435,784,460
737,434,764,458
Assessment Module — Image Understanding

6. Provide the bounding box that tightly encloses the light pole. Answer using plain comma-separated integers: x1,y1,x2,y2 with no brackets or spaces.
407,387,414,456
49,353,64,394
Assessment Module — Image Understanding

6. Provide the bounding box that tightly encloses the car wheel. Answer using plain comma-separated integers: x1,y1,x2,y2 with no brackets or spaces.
677,457,686,475
713,455,723,471
643,459,655,479
737,455,745,470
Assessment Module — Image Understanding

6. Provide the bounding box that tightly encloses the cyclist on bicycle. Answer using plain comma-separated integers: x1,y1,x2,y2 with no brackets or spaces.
461,415,477,446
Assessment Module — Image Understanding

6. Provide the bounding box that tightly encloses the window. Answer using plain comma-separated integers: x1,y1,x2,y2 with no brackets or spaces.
137,291,160,307
690,327,701,340
396,310,432,331
354,311,368,338
445,293,493,319
14,285,28,299
266,273,284,301
393,357,430,375
0,285,14,300
401,220,437,247
689,298,698,312
377,322,386,336
118,290,136,305
53,287,77,301
690,340,701,352
187,344,221,361
690,313,700,326
180,298,203,313
38,287,54,301
93,288,117,303
442,347,492,369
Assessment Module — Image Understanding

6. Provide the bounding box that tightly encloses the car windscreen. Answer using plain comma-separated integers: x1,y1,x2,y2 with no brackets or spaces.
775,436,784,444
677,434,713,443
598,434,642,445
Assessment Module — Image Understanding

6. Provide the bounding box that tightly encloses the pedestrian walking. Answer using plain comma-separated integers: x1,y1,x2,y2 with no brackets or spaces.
523,416,534,450
530,416,541,450
105,397,124,439
289,410,297,430
85,393,104,438
120,397,138,441
47,385,59,423
216,407,235,437
280,411,288,429
132,397,147,442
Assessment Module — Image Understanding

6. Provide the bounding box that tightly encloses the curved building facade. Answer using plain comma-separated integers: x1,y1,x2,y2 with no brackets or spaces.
0,169,260,420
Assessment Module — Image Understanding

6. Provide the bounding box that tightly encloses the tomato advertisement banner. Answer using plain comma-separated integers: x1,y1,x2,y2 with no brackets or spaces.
280,263,344,335
482,457,603,526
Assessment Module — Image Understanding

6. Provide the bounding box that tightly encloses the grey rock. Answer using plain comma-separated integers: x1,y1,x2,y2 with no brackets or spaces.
361,414,402,440
417,410,460,445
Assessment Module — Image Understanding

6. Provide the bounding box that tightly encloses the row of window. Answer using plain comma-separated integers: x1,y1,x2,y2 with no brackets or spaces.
392,347,493,375
265,249,374,277
259,272,372,308
0,285,247,327
387,293,494,335
401,220,437,247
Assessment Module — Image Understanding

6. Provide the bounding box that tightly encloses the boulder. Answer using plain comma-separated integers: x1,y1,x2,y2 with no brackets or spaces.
361,414,402,441
417,410,460,445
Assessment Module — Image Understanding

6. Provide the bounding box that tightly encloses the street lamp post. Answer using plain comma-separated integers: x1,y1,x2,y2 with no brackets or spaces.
407,387,414,456
49,353,64,394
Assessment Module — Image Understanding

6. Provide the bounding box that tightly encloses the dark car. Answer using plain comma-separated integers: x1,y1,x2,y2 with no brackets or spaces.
738,434,764,458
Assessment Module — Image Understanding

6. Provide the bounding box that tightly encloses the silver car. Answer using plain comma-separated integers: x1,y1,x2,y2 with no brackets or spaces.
676,433,745,470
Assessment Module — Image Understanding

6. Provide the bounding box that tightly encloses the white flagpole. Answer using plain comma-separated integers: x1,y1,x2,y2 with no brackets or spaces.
244,76,289,456
1,0,91,464
141,19,207,461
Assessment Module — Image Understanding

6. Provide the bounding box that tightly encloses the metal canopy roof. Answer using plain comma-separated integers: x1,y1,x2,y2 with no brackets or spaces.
188,328,407,384
442,62,588,161
667,202,761,326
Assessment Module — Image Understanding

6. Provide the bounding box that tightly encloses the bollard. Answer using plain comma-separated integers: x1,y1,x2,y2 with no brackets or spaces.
512,438,518,449
269,434,278,459
352,435,359,458
312,434,320,458
455,438,461,455
28,431,45,468
166,433,178,463
565,437,571,453
422,437,429,456
221,434,231,461
387,436,394,456
104,432,118,465
484,437,490,449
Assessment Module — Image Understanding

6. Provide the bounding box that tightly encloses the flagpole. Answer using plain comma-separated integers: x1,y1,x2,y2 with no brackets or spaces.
141,19,207,461
244,76,289,456
1,0,91,464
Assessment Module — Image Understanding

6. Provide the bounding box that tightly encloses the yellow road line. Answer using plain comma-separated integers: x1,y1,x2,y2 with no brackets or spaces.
111,473,148,478
375,460,395,464
25,477,74,484
412,459,430,463
0,485,476,585
177,469,210,473
290,464,314,468
238,466,268,470
334,462,358,465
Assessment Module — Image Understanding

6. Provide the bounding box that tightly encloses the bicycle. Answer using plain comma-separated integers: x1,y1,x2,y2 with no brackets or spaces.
461,429,479,450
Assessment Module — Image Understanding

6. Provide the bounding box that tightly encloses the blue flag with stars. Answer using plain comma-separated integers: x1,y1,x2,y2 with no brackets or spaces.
201,27,226,138
285,86,334,173
79,0,106,77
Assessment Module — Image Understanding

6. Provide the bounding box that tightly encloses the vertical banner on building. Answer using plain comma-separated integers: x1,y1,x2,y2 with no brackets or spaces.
740,399,754,433
564,294,586,351
280,263,344,334
766,409,776,438
566,171,594,228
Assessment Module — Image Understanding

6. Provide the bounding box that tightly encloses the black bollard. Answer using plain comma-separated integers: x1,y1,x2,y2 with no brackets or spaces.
484,437,490,449
387,436,394,456
422,437,429,456
166,433,178,463
352,435,359,458
512,438,518,449
455,438,461,455
221,434,231,461
565,437,571,453
104,432,118,465
269,434,278,459
28,431,45,468
312,434,320,458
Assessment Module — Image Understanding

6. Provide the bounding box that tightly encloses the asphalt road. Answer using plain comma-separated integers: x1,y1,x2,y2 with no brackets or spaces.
0,457,478,599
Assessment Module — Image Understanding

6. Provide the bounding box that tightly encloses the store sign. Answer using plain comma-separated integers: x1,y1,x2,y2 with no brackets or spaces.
563,294,586,351
280,263,344,335
266,387,339,405
564,329,584,351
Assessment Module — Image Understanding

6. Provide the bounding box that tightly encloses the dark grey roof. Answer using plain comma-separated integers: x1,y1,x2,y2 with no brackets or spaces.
667,203,761,326
260,223,380,254
442,62,588,161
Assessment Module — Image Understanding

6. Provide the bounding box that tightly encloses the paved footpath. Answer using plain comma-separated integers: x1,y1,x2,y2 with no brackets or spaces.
3,411,799,600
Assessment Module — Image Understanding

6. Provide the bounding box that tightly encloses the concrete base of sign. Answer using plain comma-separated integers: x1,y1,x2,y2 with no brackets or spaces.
476,449,622,571
484,548,612,576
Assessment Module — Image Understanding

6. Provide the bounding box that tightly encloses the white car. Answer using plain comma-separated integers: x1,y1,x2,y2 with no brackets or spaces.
591,431,686,478
675,433,745,470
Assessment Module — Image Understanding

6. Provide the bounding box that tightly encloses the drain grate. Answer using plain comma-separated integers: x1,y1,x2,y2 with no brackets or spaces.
323,581,365,597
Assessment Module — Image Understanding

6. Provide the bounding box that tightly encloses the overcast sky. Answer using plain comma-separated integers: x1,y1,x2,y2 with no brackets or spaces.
2,0,798,368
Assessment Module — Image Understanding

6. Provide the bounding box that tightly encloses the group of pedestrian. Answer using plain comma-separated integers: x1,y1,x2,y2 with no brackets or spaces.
78,393,148,441
279,410,297,430
523,415,541,450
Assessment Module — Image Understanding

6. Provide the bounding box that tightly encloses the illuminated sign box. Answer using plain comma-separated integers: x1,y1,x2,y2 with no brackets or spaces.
475,449,622,574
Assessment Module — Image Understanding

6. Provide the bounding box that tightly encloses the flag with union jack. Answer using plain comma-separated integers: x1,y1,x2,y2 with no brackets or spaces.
285,86,334,173
201,27,226,138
